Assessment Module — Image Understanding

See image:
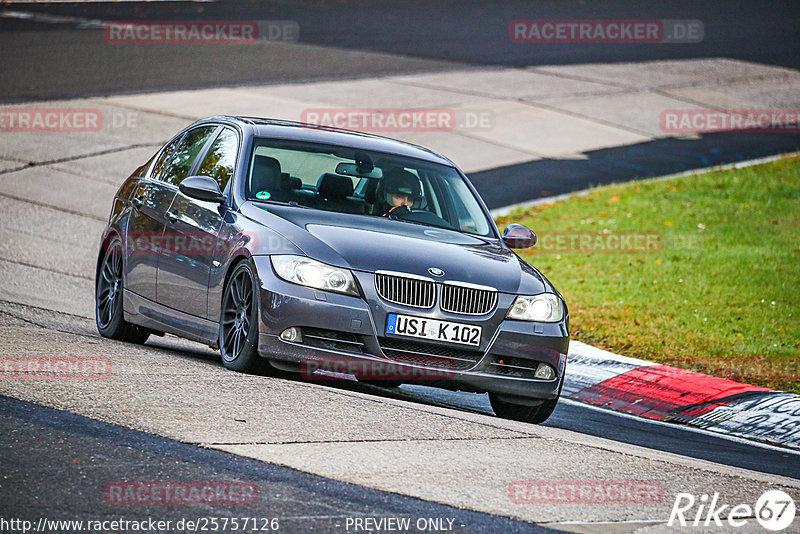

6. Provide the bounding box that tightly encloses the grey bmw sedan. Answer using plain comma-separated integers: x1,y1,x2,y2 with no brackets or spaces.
96,116,569,424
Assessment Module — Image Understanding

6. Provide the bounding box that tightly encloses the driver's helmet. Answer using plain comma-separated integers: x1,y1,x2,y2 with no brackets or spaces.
381,168,422,208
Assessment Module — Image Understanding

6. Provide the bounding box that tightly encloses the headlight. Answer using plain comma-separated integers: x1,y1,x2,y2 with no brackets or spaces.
507,294,564,322
271,255,359,296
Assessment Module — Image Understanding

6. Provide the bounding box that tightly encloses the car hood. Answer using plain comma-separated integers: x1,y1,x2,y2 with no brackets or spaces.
242,202,548,294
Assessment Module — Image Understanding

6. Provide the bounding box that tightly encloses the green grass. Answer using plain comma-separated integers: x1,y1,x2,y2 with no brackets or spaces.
497,155,800,392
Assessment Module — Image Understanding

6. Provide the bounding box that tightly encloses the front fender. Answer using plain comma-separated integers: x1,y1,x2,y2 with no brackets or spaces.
207,210,303,322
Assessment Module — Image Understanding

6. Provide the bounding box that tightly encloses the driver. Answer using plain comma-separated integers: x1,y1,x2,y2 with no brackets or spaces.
378,168,423,218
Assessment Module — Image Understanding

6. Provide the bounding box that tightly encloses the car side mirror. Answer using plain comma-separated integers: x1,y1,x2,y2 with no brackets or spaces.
179,175,226,204
503,224,537,249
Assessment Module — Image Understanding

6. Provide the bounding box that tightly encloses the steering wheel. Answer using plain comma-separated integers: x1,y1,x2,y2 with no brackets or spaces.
402,209,457,230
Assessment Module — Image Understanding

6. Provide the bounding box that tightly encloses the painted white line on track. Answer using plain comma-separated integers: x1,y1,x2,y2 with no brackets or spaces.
282,515,372,520
0,9,106,28
553,519,667,525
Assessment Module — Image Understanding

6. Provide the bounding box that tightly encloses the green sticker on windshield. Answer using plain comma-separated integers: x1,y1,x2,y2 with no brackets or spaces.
255,191,271,200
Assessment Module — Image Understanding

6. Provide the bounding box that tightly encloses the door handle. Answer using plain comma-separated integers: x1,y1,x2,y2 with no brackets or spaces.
166,211,178,224
132,195,145,209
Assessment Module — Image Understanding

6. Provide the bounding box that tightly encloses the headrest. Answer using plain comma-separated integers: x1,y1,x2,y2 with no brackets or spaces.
280,172,302,191
364,178,379,204
317,173,354,199
250,155,282,195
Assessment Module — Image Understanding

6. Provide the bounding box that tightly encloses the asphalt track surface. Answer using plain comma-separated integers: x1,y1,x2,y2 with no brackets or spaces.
0,301,798,532
1,0,800,102
1,269,799,527
395,385,800,480
472,132,800,209
3,1,799,209
3,303,799,479
0,395,553,534
1,1,800,531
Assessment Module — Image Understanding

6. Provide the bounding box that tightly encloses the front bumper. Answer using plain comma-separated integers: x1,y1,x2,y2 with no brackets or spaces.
252,256,569,401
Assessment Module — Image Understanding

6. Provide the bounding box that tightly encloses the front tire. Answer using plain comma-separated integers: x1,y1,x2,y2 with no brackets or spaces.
95,237,150,344
489,390,560,425
219,260,270,374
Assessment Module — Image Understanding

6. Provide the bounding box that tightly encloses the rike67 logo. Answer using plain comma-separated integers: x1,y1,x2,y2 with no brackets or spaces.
669,490,796,531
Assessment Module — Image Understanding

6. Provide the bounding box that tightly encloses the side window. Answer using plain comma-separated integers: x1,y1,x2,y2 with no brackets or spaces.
196,128,238,191
159,126,217,186
150,136,183,181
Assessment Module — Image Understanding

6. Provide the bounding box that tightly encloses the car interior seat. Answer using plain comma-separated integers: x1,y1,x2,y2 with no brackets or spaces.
248,155,283,199
315,173,364,214
249,156,306,203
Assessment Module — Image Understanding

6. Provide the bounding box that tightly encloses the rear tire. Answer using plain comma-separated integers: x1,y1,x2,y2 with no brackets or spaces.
219,260,270,374
95,237,151,344
489,390,560,425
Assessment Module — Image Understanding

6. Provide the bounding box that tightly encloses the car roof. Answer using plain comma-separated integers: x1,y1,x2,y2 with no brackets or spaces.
199,115,455,167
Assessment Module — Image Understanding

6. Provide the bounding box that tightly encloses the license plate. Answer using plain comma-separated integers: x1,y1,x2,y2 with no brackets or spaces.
386,313,481,347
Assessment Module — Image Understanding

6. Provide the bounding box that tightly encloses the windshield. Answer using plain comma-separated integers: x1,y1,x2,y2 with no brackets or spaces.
245,139,494,237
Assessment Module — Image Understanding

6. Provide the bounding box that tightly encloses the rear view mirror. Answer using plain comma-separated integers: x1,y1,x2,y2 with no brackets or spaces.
503,224,537,249
335,162,383,179
179,176,226,203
